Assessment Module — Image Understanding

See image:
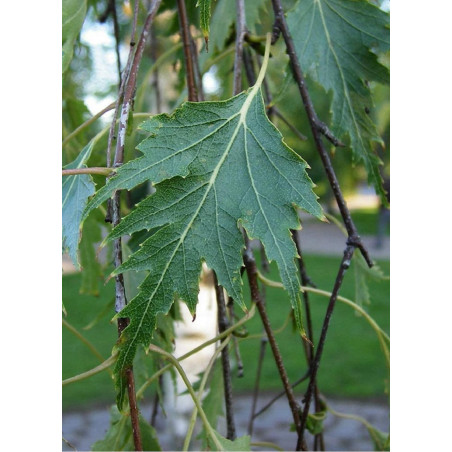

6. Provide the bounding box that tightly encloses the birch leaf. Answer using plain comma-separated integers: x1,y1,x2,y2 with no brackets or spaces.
62,140,95,268
62,0,87,73
85,40,323,409
287,0,389,199
209,0,268,52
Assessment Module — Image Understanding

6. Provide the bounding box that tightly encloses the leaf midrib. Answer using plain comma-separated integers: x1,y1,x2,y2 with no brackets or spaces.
314,0,365,152
118,90,261,372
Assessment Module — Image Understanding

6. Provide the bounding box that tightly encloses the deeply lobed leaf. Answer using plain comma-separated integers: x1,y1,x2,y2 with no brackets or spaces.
85,61,323,409
287,0,390,199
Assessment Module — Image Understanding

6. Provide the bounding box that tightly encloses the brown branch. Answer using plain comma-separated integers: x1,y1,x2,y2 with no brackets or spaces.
247,333,267,435
213,273,237,440
227,297,244,377
233,0,246,95
105,0,140,168
190,35,205,101
292,230,325,451
243,237,306,451
177,0,198,101
297,244,355,449
270,0,372,268
105,2,163,450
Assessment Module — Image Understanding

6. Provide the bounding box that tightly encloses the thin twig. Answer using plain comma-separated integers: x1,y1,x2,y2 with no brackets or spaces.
292,229,325,450
213,273,237,440
252,368,311,420
105,0,140,168
150,27,162,113
149,344,224,451
247,334,267,435
227,297,244,377
233,0,246,95
177,0,198,101
62,102,115,147
62,167,114,177
99,0,122,85
272,107,308,141
243,236,306,450
63,353,118,386
62,436,77,451
297,245,355,449
183,337,231,450
107,2,163,450
111,0,122,86
190,35,205,101
270,0,372,267
135,305,257,400
62,319,110,370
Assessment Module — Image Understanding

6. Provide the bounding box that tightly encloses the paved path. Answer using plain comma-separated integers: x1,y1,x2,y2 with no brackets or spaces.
63,395,389,451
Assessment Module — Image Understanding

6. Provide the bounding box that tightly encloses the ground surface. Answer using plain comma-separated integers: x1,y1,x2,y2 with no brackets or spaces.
62,394,389,451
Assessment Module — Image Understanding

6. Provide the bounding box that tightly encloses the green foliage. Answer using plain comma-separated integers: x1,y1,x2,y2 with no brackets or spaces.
306,399,327,435
62,140,95,268
353,250,387,308
85,66,324,408
209,0,268,52
198,360,225,448
366,424,389,451
79,210,103,295
209,432,251,451
62,0,390,449
197,0,213,48
62,255,389,408
287,0,390,200
91,406,161,451
62,0,88,73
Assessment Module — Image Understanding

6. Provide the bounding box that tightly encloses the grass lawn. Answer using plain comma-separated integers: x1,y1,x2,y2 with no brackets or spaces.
62,254,389,410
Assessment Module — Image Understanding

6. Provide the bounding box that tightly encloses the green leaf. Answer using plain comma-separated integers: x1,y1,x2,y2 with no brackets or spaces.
91,405,161,451
306,399,327,435
85,48,323,409
63,140,95,268
353,251,387,308
62,0,88,73
209,432,251,451
366,424,389,451
287,0,389,199
209,0,268,52
198,360,224,449
79,210,103,295
197,0,213,49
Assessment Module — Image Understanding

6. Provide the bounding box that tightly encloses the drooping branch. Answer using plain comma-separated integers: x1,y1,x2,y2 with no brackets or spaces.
106,2,163,450
243,237,306,451
270,0,372,267
233,0,246,95
105,0,140,168
177,0,198,101
292,230,325,451
297,245,355,449
213,273,237,440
